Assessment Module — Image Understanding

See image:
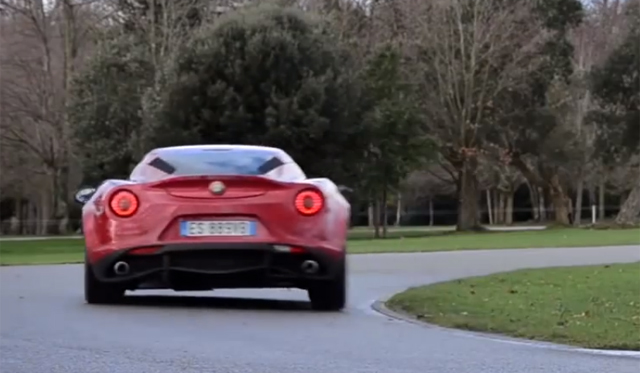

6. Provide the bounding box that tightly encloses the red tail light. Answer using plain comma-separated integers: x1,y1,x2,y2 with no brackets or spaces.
109,190,139,217
295,189,324,216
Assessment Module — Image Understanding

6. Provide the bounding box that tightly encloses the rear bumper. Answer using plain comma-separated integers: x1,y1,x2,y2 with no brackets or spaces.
89,243,344,290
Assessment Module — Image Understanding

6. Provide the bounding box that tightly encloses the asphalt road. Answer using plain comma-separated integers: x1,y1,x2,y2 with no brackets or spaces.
1,245,639,373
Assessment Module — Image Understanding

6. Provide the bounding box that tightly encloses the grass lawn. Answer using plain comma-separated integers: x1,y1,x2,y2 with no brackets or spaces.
0,227,638,266
387,262,640,350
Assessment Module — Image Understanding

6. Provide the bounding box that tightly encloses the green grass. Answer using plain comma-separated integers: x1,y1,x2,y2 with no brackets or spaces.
0,227,638,265
348,227,639,253
0,239,84,265
387,262,640,350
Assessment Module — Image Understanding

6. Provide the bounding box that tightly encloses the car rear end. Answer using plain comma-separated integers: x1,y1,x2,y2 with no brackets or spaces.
86,147,348,293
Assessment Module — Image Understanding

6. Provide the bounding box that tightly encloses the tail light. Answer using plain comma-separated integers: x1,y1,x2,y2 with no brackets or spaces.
109,190,139,217
295,189,324,216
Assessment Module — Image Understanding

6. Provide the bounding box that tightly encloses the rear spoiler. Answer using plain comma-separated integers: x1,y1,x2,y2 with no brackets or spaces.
143,174,291,189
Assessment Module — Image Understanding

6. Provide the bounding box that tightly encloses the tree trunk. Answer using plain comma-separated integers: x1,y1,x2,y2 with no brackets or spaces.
620,192,628,210
527,181,539,222
549,175,570,225
493,191,499,224
56,164,70,234
381,186,388,238
428,197,434,226
38,193,47,235
573,174,584,226
538,187,547,222
614,177,640,225
373,198,381,238
26,200,33,235
22,200,28,235
498,191,506,225
567,194,573,225
505,191,514,225
495,189,501,224
456,158,481,231
14,199,22,234
486,189,493,225
588,184,596,207
394,192,402,227
60,0,74,236
47,172,61,235
367,203,374,228
598,172,606,220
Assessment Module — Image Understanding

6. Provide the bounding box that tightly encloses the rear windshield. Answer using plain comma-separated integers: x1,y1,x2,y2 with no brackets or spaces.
147,149,286,176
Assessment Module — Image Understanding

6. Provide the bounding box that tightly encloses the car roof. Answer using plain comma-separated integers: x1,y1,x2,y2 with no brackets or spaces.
149,145,294,162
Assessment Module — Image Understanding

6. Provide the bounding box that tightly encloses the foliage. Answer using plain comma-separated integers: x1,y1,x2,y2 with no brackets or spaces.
359,44,431,196
478,0,586,226
3,0,639,233
490,0,584,159
68,35,154,184
147,3,370,184
589,11,640,162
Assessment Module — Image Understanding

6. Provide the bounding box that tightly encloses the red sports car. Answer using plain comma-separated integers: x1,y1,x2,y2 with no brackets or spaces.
75,145,351,311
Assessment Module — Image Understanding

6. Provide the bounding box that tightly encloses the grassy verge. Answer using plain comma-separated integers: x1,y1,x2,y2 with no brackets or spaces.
348,227,639,253
0,227,638,266
387,262,640,350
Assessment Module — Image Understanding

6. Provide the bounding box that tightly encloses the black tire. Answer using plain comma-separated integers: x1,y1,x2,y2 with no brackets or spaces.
84,255,125,304
308,256,347,311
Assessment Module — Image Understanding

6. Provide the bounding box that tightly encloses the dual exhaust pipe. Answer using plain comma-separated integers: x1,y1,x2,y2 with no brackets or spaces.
114,259,319,276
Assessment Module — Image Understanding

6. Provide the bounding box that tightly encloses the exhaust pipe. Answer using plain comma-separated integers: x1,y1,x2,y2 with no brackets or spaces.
301,260,320,274
113,261,130,276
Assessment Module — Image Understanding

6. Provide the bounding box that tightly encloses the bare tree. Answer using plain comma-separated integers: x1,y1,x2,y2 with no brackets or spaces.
568,0,628,225
394,0,545,230
1,0,61,234
0,0,97,233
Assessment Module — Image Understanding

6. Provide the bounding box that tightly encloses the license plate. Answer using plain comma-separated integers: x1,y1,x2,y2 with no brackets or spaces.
180,220,257,237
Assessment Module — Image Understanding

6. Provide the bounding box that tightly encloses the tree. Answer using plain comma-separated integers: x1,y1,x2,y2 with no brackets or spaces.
590,4,640,225
68,0,209,184
112,0,211,65
148,3,370,184
0,0,96,233
397,0,548,230
68,36,154,184
488,0,584,226
359,44,430,237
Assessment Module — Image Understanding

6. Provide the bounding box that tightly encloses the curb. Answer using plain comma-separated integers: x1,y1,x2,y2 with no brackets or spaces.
371,299,640,359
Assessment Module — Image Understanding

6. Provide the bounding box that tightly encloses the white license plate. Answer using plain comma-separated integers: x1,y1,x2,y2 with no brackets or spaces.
180,220,256,237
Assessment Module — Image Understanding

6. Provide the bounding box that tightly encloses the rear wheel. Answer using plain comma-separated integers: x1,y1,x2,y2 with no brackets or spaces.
84,254,125,304
308,256,346,311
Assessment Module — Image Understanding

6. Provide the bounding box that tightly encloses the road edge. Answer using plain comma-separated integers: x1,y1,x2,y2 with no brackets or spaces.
371,299,640,359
